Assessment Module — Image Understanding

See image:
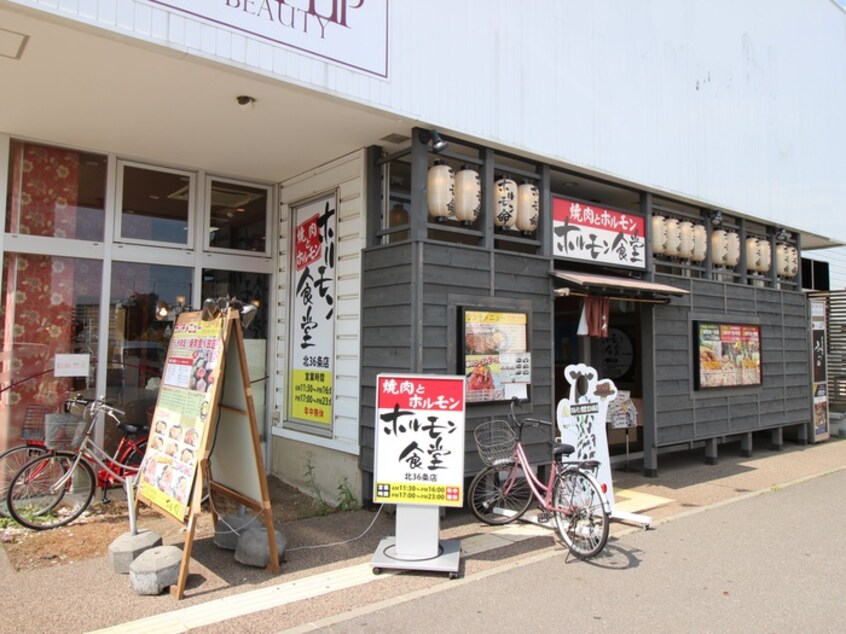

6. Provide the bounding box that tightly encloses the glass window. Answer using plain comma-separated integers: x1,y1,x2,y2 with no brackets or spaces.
0,253,102,451
118,163,192,245
5,139,106,240
202,269,269,427
207,178,270,254
106,262,191,421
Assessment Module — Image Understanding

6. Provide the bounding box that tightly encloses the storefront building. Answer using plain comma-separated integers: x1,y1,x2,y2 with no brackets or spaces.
1,1,844,502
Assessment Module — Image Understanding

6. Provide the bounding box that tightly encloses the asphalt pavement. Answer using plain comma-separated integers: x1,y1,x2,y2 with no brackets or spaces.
1,434,845,634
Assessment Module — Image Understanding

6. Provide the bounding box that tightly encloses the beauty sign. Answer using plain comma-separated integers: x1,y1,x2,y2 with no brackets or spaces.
552,196,646,270
373,374,466,507
146,0,389,78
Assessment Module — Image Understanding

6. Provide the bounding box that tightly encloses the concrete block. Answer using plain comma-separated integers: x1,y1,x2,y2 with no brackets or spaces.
234,525,286,568
108,529,163,574
213,513,254,550
129,545,183,595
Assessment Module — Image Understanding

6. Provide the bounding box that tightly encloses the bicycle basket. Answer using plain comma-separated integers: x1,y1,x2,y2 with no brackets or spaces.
474,419,517,467
44,412,86,450
21,405,52,441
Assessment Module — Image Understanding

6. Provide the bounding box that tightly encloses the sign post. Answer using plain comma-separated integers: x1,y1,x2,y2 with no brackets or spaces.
136,307,278,599
371,374,465,578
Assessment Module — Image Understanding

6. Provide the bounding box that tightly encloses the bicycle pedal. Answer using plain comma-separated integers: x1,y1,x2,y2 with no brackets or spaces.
536,512,552,524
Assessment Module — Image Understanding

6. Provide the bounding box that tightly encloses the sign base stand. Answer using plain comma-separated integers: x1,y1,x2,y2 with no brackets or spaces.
370,505,460,578
371,537,461,577
611,509,652,529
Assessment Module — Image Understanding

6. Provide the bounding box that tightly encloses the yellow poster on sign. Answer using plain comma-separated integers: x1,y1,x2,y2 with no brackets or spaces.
290,368,333,425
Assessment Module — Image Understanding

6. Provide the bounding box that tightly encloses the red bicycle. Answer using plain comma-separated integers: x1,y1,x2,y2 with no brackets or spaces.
5,397,149,530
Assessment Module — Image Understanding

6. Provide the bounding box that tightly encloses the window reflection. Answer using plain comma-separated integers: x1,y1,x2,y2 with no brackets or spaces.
0,254,102,450
119,164,190,245
5,140,106,240
106,262,191,447
208,179,269,253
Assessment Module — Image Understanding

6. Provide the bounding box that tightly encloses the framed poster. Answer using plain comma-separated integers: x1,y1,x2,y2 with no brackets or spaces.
373,374,465,507
289,192,337,432
694,322,762,389
461,309,530,403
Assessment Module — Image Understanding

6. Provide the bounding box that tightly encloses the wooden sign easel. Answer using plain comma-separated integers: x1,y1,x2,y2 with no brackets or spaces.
135,307,279,599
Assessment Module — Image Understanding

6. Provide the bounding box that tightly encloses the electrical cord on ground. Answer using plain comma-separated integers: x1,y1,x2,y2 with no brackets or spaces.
285,503,385,552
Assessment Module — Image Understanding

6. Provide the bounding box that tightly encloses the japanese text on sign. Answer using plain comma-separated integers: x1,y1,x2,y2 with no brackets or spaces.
290,194,337,427
373,374,466,507
552,196,646,270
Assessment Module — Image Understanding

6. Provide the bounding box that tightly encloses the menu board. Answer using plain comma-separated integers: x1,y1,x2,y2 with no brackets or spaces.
137,313,224,521
462,310,530,403
694,322,762,389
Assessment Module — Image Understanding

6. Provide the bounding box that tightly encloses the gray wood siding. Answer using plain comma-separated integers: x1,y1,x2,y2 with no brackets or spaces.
653,275,810,447
359,242,554,477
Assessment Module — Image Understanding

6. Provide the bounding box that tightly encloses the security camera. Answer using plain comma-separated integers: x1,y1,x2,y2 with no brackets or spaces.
236,95,256,109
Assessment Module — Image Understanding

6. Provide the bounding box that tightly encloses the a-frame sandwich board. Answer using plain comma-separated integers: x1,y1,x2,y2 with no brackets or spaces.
135,307,279,599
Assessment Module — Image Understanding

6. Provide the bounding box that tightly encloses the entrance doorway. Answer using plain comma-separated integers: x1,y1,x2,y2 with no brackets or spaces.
554,296,644,457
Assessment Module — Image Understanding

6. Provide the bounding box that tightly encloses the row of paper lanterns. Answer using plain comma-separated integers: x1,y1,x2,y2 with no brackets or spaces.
427,162,539,233
652,215,798,277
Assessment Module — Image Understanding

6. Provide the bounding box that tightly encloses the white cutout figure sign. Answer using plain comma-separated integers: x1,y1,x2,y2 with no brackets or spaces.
555,363,651,527
555,363,618,514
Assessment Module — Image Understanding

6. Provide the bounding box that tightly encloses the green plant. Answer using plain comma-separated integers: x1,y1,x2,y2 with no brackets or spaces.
337,477,361,512
303,454,331,516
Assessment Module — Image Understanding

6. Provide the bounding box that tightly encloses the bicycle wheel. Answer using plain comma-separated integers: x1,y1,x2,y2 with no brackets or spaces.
0,445,47,517
468,464,533,525
7,453,96,530
553,469,609,559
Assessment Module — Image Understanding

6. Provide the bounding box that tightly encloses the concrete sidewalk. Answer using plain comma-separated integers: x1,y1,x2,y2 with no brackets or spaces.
2,436,845,634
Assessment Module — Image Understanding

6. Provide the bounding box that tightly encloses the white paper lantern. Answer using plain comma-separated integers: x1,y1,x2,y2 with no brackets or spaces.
759,239,771,273
787,246,799,277
746,237,762,271
515,181,539,233
664,218,682,257
691,224,708,262
427,160,454,221
679,221,695,259
776,244,790,276
725,231,741,266
652,215,667,255
493,177,518,228
711,229,729,265
454,165,481,224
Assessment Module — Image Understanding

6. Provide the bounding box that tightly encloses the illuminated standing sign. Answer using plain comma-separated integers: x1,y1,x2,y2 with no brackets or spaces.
147,0,389,78
373,374,465,507
552,196,646,270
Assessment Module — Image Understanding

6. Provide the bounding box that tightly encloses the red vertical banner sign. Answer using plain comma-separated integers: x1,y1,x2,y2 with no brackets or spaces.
373,374,466,507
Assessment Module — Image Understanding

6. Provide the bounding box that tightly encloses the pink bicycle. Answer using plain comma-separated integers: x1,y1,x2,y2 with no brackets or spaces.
468,397,611,559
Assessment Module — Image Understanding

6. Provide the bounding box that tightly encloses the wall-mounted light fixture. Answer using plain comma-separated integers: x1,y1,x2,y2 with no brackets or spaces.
708,209,723,227
418,129,448,154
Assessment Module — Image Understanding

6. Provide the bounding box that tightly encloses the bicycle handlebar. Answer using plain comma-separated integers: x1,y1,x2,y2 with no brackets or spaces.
66,396,126,423
508,396,553,434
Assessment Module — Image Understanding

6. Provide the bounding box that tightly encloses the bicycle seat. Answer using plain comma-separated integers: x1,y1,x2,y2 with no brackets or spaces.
117,421,149,435
551,441,575,457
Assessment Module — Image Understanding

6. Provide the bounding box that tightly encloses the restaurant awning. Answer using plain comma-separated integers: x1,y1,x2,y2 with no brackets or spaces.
549,271,690,303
